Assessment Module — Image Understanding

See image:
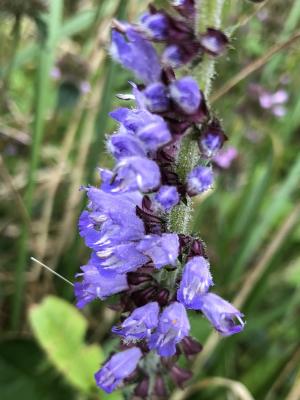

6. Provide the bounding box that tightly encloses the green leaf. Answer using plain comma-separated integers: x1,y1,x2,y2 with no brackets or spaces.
0,339,75,400
29,295,104,394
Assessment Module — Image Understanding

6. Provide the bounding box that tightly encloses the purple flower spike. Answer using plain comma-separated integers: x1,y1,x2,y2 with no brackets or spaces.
140,12,169,40
95,347,142,393
75,264,128,308
114,156,161,193
170,77,201,114
187,165,213,196
177,256,213,309
112,301,159,341
110,28,161,84
143,82,170,113
137,233,179,269
149,302,190,357
199,293,245,336
154,185,180,211
199,28,229,56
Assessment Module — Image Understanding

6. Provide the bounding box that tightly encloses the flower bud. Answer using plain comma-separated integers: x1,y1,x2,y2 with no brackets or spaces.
199,122,227,157
154,376,167,397
199,28,229,56
186,165,214,196
170,77,201,115
134,377,149,397
181,336,203,356
170,365,193,387
143,82,170,112
140,12,169,40
157,288,170,306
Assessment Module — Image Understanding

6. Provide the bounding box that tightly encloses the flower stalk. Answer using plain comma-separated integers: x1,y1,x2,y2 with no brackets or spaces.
75,0,243,397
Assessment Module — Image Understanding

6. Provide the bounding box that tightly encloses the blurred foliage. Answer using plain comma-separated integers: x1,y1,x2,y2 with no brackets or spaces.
0,0,300,399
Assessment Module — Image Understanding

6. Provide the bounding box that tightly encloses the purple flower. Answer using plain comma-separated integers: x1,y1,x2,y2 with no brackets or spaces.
172,0,196,21
114,156,161,193
149,302,190,356
80,189,145,250
140,12,169,40
135,117,171,151
143,82,170,113
169,77,201,114
213,147,238,169
95,347,142,393
162,45,184,68
110,28,161,84
187,165,213,195
199,124,226,157
111,107,171,152
199,28,229,56
177,256,213,309
199,293,245,336
154,185,180,211
93,243,149,274
137,233,179,269
112,302,159,340
75,264,128,308
107,133,146,160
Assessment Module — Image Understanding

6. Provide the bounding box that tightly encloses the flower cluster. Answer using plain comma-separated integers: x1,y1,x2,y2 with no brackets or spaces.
75,0,244,396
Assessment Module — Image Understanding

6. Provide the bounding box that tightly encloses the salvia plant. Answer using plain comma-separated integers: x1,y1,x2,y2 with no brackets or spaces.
75,0,245,397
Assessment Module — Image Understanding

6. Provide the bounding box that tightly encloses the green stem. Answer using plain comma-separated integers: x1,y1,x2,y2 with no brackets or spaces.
168,0,225,236
1,15,21,103
11,1,63,330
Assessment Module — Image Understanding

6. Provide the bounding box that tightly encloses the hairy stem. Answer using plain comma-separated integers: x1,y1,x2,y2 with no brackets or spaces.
168,0,225,236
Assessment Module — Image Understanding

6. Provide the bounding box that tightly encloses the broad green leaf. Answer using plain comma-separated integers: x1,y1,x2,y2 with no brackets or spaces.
29,296,103,394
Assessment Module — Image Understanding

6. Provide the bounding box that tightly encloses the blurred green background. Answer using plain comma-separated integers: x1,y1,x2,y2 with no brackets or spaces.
1,0,300,399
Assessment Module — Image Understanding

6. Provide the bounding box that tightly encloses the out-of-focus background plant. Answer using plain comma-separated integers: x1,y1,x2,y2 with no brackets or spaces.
0,0,300,399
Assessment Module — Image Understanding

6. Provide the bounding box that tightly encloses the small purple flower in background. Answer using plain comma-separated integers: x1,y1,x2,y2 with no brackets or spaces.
187,165,214,195
199,293,245,336
249,83,289,118
177,256,213,309
95,347,142,393
149,302,190,356
112,302,160,341
213,146,238,169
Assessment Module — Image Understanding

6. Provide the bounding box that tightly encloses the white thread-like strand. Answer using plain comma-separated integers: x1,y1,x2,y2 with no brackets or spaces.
30,257,74,287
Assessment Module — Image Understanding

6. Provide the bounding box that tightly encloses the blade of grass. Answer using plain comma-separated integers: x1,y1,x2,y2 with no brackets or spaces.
230,154,300,280
11,0,63,330
86,0,128,184
176,377,255,400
